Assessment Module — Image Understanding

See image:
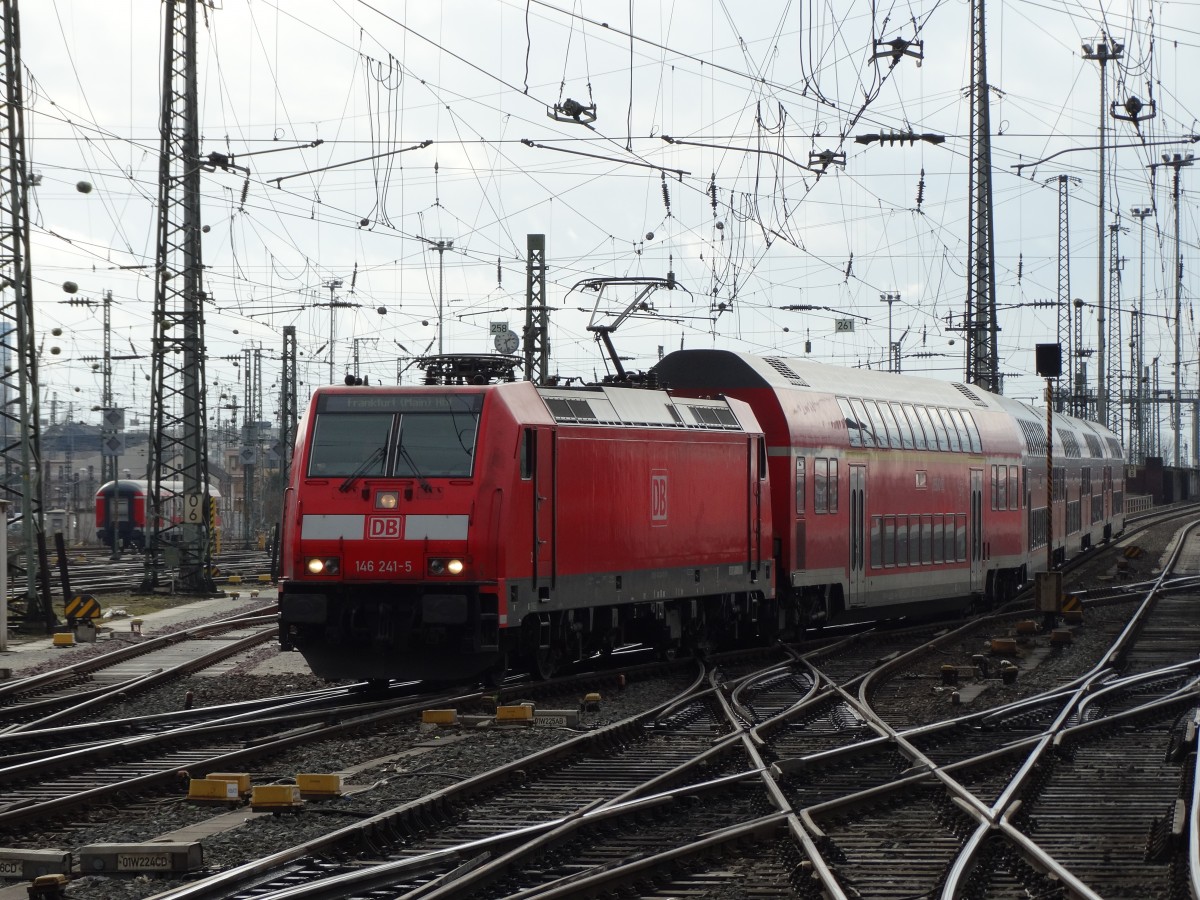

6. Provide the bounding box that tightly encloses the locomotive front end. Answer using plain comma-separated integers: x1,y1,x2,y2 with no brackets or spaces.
279,388,500,683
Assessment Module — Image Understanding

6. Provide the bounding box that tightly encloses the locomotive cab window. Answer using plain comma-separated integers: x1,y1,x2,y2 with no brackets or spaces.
307,393,482,479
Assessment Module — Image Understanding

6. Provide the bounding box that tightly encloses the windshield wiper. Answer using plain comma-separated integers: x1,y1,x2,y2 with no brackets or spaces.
398,444,434,493
338,446,386,493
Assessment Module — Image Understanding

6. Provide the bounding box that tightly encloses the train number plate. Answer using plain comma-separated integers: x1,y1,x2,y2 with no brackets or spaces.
0,860,20,876
354,559,412,574
117,853,171,871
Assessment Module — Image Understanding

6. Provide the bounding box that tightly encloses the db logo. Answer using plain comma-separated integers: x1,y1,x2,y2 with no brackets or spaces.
651,470,668,524
367,516,402,539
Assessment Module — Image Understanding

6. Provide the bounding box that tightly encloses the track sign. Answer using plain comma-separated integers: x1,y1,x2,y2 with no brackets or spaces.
183,493,206,524
66,593,101,621
834,319,855,333
102,408,125,431
239,446,257,465
489,320,509,335
101,433,125,458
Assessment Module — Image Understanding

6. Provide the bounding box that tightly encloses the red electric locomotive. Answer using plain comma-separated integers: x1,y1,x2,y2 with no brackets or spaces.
278,382,774,683
652,349,1124,626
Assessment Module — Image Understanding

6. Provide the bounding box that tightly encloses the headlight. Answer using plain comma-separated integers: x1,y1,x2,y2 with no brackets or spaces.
428,558,465,576
375,491,399,509
305,556,340,575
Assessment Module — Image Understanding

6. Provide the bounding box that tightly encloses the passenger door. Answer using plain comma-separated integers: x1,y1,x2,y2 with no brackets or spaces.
848,465,867,607
970,468,983,594
533,429,556,596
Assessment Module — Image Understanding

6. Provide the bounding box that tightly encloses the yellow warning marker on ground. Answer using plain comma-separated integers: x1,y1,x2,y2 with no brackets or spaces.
496,704,534,722
296,774,343,798
186,779,241,805
250,784,303,813
51,633,75,648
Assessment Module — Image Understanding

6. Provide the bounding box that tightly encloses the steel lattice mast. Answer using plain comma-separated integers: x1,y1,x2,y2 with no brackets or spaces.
279,325,297,480
143,0,215,593
0,0,51,628
1052,175,1075,411
965,0,1000,394
1105,221,1124,440
523,234,550,385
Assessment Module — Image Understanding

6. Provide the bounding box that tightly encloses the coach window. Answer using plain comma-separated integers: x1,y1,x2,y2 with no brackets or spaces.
955,411,974,452
916,408,945,451
862,399,888,448
1009,465,1019,509
997,465,1007,509
890,403,915,449
795,457,806,512
828,459,839,512
870,516,882,568
883,517,896,566
896,516,909,565
938,408,963,452
837,397,863,447
956,515,967,560
879,402,903,449
901,404,927,450
868,400,896,449
852,398,879,446
932,515,945,563
814,459,826,512
920,515,933,564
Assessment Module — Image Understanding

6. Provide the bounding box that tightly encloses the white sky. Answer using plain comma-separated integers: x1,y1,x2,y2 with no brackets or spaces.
18,0,1200,452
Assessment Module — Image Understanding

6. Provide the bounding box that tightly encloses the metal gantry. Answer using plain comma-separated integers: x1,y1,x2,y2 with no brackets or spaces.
143,0,215,593
523,234,550,385
0,0,51,628
965,0,1000,394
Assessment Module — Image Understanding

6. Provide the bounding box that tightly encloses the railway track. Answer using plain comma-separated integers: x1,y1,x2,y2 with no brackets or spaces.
6,548,274,605
1,508,1198,899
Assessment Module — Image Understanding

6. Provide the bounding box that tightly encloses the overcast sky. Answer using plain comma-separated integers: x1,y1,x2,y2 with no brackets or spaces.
17,0,1200,453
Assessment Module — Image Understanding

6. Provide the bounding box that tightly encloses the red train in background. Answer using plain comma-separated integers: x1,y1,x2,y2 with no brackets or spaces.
278,350,1124,684
95,479,222,551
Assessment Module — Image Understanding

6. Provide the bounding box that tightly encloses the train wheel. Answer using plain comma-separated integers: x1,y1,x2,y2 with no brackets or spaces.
482,652,509,688
363,679,390,697
533,647,558,680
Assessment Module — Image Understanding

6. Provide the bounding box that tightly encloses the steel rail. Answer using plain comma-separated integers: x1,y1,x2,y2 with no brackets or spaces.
939,517,1200,897
144,661,711,900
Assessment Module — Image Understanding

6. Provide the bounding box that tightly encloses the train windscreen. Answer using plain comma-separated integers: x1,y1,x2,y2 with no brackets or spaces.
307,393,482,478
